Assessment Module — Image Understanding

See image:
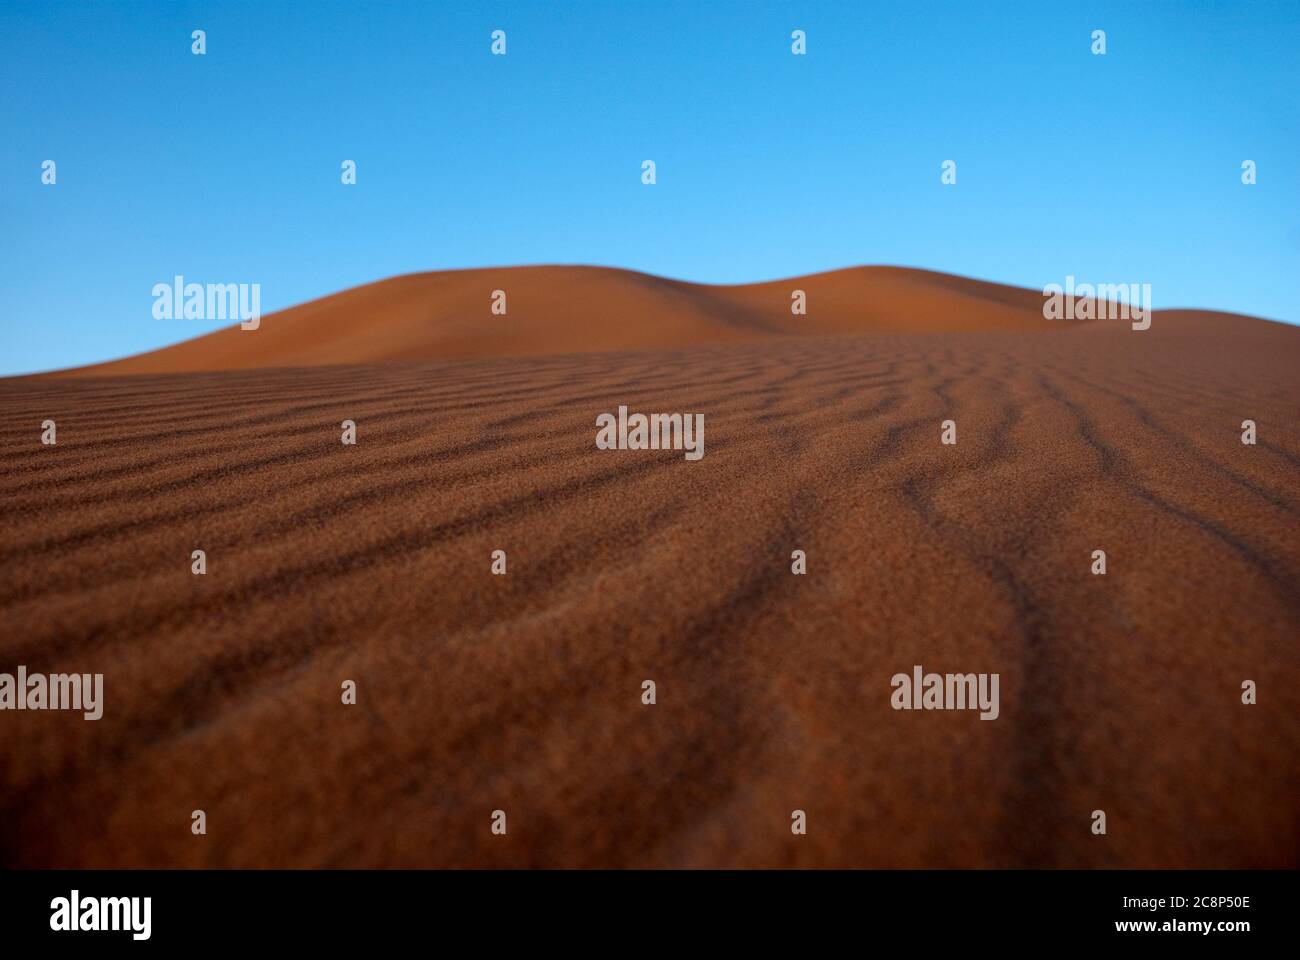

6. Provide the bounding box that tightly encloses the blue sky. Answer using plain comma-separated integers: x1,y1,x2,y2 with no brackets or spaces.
2,0,1296,375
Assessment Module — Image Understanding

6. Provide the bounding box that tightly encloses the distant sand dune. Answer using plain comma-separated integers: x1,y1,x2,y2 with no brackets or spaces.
54,265,1141,377
3,267,1298,867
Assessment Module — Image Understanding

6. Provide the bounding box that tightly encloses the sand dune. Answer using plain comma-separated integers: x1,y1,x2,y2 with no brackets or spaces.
3,267,1298,867
60,265,1094,376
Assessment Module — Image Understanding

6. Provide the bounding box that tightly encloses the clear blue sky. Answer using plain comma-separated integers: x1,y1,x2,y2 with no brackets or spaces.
2,0,1296,375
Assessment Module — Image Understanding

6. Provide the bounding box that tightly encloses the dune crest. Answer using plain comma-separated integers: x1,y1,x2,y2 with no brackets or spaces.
51,265,1271,377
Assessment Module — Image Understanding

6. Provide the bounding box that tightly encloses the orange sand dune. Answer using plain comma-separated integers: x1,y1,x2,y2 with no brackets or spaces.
4,267,1298,868
61,266,1098,376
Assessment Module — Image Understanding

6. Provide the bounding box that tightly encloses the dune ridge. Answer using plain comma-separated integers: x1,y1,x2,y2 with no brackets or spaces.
50,265,1280,378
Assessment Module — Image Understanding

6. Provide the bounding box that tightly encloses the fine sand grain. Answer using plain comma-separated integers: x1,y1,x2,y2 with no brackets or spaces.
2,268,1297,867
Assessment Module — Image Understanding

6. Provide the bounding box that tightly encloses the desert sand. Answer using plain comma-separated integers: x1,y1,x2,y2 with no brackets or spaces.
2,265,1297,867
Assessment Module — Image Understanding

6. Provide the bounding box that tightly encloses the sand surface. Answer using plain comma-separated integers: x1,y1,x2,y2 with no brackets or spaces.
2,267,1298,867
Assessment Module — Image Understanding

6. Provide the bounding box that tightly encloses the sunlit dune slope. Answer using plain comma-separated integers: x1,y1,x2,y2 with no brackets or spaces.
52,265,1150,376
